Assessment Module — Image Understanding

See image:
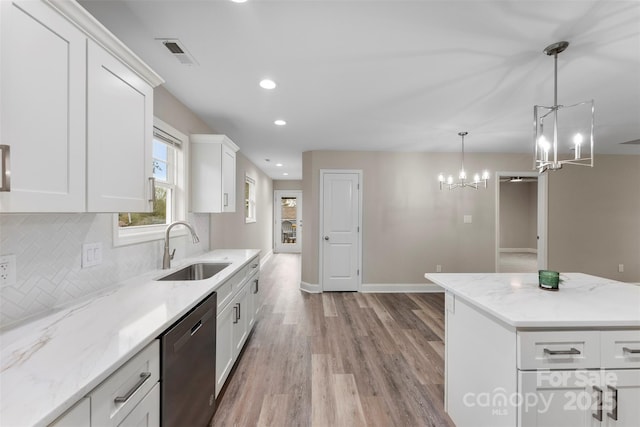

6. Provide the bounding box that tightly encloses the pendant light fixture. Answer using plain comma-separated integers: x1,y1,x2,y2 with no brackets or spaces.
438,132,490,190
534,41,594,172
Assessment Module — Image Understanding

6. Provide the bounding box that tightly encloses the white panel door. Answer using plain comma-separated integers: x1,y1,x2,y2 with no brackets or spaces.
321,172,360,292
0,0,86,212
86,40,153,212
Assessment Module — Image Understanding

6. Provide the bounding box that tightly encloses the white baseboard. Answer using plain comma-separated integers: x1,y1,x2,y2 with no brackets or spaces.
360,283,443,293
300,281,322,293
300,282,443,293
500,248,538,254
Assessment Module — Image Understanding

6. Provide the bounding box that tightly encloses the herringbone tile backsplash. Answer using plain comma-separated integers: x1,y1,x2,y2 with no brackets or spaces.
0,213,210,328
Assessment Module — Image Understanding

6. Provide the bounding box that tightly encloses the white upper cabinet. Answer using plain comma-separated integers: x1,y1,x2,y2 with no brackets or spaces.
0,0,87,212
190,134,239,213
86,40,153,212
0,0,163,213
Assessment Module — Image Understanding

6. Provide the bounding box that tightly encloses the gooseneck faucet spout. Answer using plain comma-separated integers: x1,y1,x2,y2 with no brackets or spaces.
163,221,200,269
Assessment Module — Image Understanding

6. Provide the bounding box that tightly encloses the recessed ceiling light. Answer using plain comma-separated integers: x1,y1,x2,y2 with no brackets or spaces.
274,119,286,126
259,79,276,90
283,172,289,176
276,163,283,167
230,0,248,3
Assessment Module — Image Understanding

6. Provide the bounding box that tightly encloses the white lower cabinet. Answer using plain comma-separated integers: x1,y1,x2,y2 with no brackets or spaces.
49,398,90,427
48,340,160,427
215,257,260,397
517,330,640,427
519,369,640,427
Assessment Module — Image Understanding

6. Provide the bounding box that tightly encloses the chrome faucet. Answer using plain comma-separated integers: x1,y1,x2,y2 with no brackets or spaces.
163,221,200,269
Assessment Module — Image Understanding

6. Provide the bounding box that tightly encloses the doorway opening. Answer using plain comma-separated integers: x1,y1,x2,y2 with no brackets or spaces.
274,190,302,253
495,171,548,272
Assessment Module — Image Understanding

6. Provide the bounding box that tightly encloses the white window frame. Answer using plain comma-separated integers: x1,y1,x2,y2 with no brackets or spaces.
113,117,188,246
245,175,257,223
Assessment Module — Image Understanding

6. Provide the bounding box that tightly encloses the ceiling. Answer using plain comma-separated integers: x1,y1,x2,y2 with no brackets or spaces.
80,0,640,180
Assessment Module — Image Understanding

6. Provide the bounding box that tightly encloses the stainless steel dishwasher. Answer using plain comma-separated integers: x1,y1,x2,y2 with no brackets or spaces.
161,291,216,427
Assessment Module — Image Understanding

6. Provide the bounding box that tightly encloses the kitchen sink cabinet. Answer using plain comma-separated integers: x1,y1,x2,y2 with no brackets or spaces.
190,134,239,213
49,398,90,427
0,0,162,213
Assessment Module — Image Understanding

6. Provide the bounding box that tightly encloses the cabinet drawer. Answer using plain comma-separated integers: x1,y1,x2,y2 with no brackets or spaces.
119,382,160,427
601,330,640,369
216,280,234,309
518,330,600,370
89,340,159,427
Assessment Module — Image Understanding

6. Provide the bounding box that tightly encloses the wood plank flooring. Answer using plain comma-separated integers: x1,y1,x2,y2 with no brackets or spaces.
211,254,453,426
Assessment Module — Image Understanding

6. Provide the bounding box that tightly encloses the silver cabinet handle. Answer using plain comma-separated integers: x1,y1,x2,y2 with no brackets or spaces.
148,177,156,203
623,346,640,354
592,385,603,421
238,302,241,319
233,304,239,324
0,145,10,192
324,236,329,241
253,279,259,294
544,347,580,355
251,263,259,268
114,372,151,403
224,193,228,207
607,385,618,421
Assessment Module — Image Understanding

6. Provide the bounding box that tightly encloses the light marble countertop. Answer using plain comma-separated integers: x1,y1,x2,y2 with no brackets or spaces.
425,272,640,328
0,249,260,427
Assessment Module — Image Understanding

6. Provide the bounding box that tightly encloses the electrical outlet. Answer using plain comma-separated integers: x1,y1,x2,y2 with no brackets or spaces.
0,254,17,287
82,242,103,268
618,264,624,273
463,215,472,224
436,264,442,272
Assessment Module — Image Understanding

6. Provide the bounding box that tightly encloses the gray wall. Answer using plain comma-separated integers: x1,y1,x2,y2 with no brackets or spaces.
274,180,302,190
547,154,640,281
500,181,537,249
302,151,640,286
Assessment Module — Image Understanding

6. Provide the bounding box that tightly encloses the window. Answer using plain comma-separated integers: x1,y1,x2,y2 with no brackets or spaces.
245,175,256,223
114,118,187,246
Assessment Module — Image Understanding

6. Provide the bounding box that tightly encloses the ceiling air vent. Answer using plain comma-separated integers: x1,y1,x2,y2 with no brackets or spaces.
156,38,198,66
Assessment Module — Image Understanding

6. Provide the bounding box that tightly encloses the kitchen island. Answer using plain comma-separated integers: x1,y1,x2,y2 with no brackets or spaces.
425,272,640,427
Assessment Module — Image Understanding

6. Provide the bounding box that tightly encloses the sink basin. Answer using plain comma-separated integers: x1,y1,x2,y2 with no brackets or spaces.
156,262,231,281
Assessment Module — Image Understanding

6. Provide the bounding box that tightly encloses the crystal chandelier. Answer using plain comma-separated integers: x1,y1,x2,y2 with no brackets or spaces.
438,132,490,190
534,41,594,172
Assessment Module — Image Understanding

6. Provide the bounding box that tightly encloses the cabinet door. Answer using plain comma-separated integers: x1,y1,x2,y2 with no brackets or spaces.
118,383,160,427
87,40,153,213
221,144,236,212
519,370,596,427
233,282,250,358
0,0,86,212
603,369,640,427
49,397,90,427
216,301,234,397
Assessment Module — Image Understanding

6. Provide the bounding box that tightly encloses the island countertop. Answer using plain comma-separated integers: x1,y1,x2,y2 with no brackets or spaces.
0,249,260,427
424,272,640,328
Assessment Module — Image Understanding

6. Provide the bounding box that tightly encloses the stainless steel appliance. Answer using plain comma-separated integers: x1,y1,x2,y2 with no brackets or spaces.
161,292,216,427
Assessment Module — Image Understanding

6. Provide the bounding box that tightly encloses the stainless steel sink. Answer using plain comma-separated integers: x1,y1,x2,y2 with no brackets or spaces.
156,262,231,281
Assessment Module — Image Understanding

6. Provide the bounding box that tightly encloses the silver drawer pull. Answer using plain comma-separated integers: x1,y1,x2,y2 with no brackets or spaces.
544,347,581,356
251,263,258,268
114,372,151,403
623,347,640,354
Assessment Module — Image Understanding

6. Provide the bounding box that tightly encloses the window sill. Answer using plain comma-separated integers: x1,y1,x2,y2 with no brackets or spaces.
112,216,186,247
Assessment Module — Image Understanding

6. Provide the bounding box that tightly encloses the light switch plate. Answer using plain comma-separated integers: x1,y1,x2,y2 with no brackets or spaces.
82,242,103,268
464,215,472,224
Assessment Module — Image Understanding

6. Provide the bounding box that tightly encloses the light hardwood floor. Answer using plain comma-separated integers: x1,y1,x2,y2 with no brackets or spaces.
212,254,454,426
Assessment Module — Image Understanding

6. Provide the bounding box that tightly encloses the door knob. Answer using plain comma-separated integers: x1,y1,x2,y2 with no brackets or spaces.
324,236,329,241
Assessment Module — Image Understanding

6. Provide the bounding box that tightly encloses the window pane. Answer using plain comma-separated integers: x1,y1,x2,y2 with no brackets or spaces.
153,159,168,182
153,139,167,161
118,187,169,227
